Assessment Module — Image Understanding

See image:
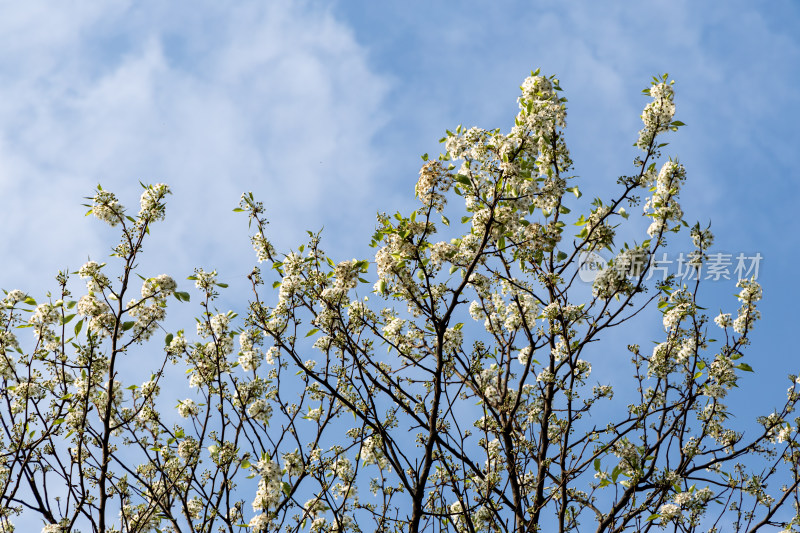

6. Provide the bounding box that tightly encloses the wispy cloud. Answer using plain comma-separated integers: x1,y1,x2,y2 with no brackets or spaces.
0,0,390,292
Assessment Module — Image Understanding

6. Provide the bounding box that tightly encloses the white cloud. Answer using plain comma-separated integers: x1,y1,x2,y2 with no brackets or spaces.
0,0,389,293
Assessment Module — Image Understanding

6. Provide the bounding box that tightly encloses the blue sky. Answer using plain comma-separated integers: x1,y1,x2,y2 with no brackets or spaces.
1,0,798,450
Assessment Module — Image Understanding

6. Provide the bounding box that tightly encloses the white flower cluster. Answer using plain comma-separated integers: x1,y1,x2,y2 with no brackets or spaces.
676,337,696,365
166,333,187,356
248,512,272,533
78,260,110,292
126,278,174,343
584,205,615,249
611,438,641,481
469,284,539,336
690,224,714,250
660,486,716,526
644,160,686,238
733,278,762,335
637,81,675,149
304,498,327,525
540,302,584,328
138,183,170,222
9,379,46,413
0,331,19,371
761,412,793,444
177,437,199,461
374,224,419,297
360,435,389,469
438,76,570,257
714,312,732,329
327,259,363,300
249,457,282,530
517,345,533,366
416,160,454,211
141,274,176,299
428,241,455,268
247,399,273,424
193,268,218,292
572,359,592,381
76,294,110,319
379,315,422,358
28,302,59,329
75,293,114,337
91,188,125,226
515,74,565,134
238,329,264,371
662,289,694,332
592,246,649,299
192,312,234,365
445,126,494,162
705,354,738,399
3,289,26,306
449,501,469,533
251,234,275,263
282,450,304,477
475,364,506,407
658,502,681,522
177,399,198,418
186,498,203,520
648,341,678,378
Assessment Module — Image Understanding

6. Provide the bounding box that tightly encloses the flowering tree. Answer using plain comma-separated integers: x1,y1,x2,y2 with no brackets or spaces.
2,71,800,533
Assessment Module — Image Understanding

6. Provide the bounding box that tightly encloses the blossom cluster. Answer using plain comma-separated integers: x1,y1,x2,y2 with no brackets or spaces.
644,160,686,239
637,81,676,149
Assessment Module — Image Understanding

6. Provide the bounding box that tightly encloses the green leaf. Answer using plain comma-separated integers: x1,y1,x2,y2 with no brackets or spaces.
74,319,83,336
60,313,75,325
736,363,754,372
306,329,319,338
165,333,174,346
216,283,229,288
174,291,190,302
122,321,135,331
